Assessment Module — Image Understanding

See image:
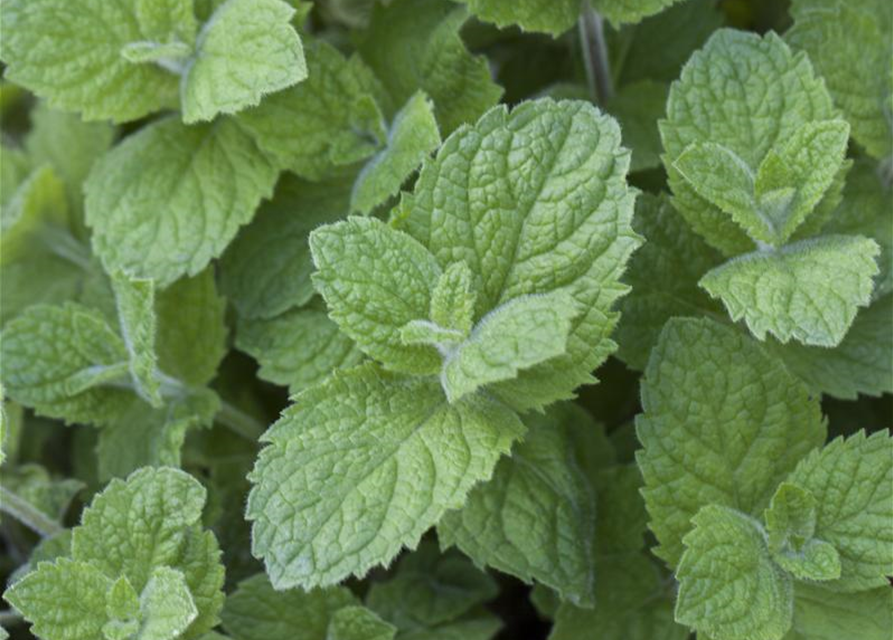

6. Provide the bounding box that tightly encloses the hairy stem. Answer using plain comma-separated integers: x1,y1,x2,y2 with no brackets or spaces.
216,400,266,441
579,3,613,105
0,486,64,537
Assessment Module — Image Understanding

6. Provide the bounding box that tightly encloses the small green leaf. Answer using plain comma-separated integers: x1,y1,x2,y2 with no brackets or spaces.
783,430,893,592
310,216,442,374
246,363,524,589
699,235,880,347
675,504,793,640
104,576,140,640
351,91,441,214
440,291,579,403
237,39,385,180
636,317,826,566
85,116,278,288
181,0,306,123
137,567,198,640
430,261,478,336
111,272,161,407
4,558,114,640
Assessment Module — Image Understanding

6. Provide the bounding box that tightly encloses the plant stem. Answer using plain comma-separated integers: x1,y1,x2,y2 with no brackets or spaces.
216,401,266,441
0,486,63,537
579,2,613,105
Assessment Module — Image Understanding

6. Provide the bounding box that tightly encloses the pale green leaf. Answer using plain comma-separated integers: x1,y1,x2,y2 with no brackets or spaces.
675,504,793,640
155,269,228,387
328,607,396,640
104,576,140,640
138,567,198,640
783,430,893,592
365,542,498,630
765,483,841,582
358,0,502,134
430,262,477,336
0,0,192,122
787,0,893,159
395,99,638,411
0,303,133,426
310,216,442,375
660,30,841,256
219,173,353,320
237,39,385,180
767,294,893,400
3,558,113,640
615,193,723,370
72,467,225,639
1,165,68,266
786,583,893,640
111,272,161,407
85,116,278,288
438,405,595,606
440,291,579,403
220,573,357,640
182,0,306,123
246,363,524,589
636,317,826,566
351,91,441,214
699,235,880,347
235,303,363,395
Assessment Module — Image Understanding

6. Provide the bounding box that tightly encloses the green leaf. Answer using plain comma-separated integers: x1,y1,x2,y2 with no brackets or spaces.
4,558,114,640
0,303,133,426
351,91,441,215
219,173,353,320
235,303,363,395
220,573,358,640
636,317,826,566
237,38,385,180
767,294,893,400
438,404,595,606
138,567,198,640
453,0,579,35
591,0,691,27
155,269,228,387
440,291,579,403
358,0,502,134
764,483,841,582
365,542,498,631
1,165,69,267
675,504,794,640
246,363,524,589
660,29,841,256
430,261,478,336
395,99,638,411
783,431,893,592
328,607,396,640
787,583,893,640
787,0,893,159
606,80,668,173
111,272,162,407
0,0,193,122
615,193,723,370
181,0,306,123
104,576,140,640
752,120,850,244
72,467,225,639
310,216,443,375
699,235,880,347
85,116,278,288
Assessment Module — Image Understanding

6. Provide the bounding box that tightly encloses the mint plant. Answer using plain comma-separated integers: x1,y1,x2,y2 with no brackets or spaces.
0,1,890,640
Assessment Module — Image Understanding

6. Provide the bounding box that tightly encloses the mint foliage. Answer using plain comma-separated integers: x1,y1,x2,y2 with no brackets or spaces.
0,3,890,640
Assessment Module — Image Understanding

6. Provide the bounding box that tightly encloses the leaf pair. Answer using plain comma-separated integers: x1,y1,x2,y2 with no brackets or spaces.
4,468,226,640
0,0,306,124
637,318,893,640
